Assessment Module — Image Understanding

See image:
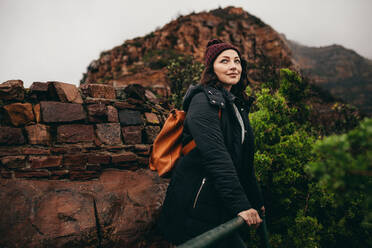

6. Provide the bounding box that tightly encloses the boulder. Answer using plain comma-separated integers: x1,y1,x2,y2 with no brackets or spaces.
3,102,35,126
122,126,143,144
87,104,107,122
1,155,26,169
0,126,25,145
25,124,51,145
40,101,86,123
57,124,94,144
95,123,122,145
80,84,116,99
144,112,160,125
30,82,50,100
107,106,119,122
123,84,146,101
51,81,83,104
0,169,169,247
144,126,161,144
118,109,142,126
0,80,24,101
29,155,63,169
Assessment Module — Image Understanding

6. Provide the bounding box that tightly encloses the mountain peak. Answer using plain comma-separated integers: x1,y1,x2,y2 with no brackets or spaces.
81,6,296,87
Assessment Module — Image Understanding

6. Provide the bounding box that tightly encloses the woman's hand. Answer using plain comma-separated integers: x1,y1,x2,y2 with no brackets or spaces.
238,208,262,228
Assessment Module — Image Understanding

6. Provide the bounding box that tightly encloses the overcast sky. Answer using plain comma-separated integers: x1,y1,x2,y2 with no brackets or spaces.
1,0,371,88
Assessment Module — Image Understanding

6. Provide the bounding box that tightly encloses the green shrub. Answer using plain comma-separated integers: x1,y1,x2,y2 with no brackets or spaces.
247,69,371,247
249,84,317,247
307,118,372,229
166,55,204,108
143,49,181,70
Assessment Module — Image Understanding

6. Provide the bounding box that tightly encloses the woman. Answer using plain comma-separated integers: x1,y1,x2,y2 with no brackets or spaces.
158,39,265,247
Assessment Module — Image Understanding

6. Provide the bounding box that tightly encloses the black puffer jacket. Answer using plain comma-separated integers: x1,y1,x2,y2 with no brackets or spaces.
158,84,263,244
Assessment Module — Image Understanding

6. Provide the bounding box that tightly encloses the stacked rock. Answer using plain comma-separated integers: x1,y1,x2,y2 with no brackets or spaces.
0,80,167,180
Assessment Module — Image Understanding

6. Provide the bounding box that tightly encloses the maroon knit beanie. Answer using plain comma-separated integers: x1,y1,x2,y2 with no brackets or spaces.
204,39,241,68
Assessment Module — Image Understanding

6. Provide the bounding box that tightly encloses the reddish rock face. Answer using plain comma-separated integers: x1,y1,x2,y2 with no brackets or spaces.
69,170,100,180
84,98,113,105
1,155,26,169
122,126,143,144
0,169,169,247
0,80,24,101
114,101,136,110
145,112,160,125
25,124,51,145
96,123,122,145
124,84,147,101
30,81,49,92
49,169,69,179
0,169,13,178
145,126,161,144
87,153,111,165
51,146,82,154
29,155,63,169
63,153,88,169
137,156,149,166
118,109,143,126
0,147,21,156
4,102,35,126
22,147,51,155
0,127,25,145
107,105,119,122
14,170,50,178
29,82,51,101
57,124,94,143
51,81,83,104
145,89,158,103
33,103,41,123
134,144,151,156
111,151,137,164
87,103,107,122
80,84,116,99
40,101,86,123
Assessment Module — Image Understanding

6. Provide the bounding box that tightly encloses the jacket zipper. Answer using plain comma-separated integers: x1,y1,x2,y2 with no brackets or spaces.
193,178,206,208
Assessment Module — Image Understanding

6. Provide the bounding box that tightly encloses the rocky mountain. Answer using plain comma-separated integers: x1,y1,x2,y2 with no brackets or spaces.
81,6,297,88
286,39,372,115
81,6,363,133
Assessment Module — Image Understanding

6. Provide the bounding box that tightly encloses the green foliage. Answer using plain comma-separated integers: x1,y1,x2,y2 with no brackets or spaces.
143,49,181,70
166,55,204,108
248,69,371,247
250,83,317,247
210,7,243,21
217,23,225,36
279,68,308,105
278,68,310,124
132,38,143,47
307,118,372,228
144,32,155,39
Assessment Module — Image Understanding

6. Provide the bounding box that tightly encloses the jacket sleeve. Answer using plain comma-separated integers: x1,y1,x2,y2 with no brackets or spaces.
185,92,252,215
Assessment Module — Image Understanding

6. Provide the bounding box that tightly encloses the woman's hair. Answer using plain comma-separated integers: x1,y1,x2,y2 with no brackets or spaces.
200,58,250,101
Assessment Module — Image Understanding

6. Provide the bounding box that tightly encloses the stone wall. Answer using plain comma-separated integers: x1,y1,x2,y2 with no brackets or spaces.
0,80,167,181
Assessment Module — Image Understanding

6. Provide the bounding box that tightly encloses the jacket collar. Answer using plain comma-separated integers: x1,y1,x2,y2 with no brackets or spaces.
203,86,236,109
182,84,248,111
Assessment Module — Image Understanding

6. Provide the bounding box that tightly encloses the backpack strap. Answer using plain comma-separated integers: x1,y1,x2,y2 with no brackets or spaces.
181,108,222,155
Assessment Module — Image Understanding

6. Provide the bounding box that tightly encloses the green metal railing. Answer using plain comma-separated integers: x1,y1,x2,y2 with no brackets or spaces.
177,215,270,248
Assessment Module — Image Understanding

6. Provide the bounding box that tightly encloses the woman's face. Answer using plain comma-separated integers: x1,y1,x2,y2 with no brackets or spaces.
213,49,242,91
